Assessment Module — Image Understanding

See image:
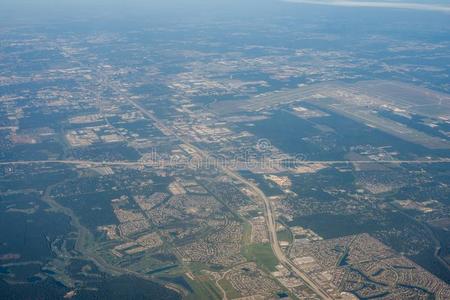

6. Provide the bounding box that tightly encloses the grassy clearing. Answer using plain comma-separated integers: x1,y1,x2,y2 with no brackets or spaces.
277,228,293,244
218,278,241,299
243,243,278,272
185,276,223,300
242,221,252,245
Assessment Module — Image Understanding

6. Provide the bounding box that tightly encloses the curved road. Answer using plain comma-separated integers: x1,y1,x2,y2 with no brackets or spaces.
4,72,449,299
124,99,334,299
3,96,449,298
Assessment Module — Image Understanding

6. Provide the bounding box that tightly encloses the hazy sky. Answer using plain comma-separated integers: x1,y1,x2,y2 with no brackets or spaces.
0,0,268,25
1,0,448,27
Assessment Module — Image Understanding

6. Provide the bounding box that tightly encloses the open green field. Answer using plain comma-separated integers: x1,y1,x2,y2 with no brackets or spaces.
218,278,241,299
277,228,293,244
185,276,223,300
243,243,278,272
242,221,252,244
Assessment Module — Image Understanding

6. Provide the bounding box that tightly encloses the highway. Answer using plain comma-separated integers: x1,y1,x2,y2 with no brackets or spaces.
3,66,449,299
116,95,334,299
3,102,449,299
221,168,333,299
1,159,449,167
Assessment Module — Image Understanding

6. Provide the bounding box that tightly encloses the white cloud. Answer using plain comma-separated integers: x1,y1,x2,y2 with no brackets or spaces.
283,0,450,13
